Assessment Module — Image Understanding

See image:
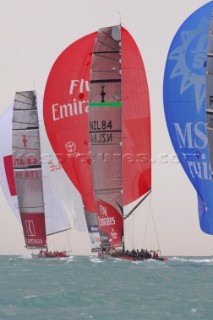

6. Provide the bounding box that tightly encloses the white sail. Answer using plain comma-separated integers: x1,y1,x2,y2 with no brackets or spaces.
0,105,20,221
0,95,70,236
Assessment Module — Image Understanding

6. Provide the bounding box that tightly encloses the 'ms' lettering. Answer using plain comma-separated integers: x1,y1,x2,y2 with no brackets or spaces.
174,122,207,149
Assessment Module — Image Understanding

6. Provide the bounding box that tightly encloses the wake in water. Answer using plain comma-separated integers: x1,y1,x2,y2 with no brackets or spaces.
170,256,213,264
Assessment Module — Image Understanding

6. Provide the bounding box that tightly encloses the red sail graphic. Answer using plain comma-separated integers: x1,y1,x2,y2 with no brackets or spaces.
21,213,47,247
4,155,16,196
96,200,123,248
44,32,97,212
43,32,101,250
122,28,151,205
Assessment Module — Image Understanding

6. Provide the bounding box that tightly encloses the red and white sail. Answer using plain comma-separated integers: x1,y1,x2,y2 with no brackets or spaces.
43,26,151,251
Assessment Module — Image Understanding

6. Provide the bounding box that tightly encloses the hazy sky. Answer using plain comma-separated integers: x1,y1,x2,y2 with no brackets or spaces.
0,0,212,256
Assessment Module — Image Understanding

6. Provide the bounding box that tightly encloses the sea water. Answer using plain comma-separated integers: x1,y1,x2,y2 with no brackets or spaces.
0,255,212,320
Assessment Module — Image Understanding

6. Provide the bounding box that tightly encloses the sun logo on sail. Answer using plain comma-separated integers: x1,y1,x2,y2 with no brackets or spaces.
168,17,209,113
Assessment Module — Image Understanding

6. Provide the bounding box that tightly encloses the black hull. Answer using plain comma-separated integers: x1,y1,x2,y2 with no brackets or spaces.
98,252,168,262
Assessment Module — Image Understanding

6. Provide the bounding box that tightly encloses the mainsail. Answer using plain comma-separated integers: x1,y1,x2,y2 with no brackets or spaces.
12,91,46,248
163,2,213,234
88,26,151,249
12,91,70,249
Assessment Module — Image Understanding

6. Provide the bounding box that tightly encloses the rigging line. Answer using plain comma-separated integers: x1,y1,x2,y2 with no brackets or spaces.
143,205,150,249
47,228,71,237
64,218,72,253
124,189,152,220
57,196,73,253
151,213,161,253
149,197,161,253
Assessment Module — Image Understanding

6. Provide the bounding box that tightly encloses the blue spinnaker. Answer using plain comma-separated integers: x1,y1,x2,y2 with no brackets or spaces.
163,1,213,234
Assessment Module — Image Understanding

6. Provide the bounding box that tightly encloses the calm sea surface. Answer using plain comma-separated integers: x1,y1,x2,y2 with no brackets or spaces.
0,255,212,320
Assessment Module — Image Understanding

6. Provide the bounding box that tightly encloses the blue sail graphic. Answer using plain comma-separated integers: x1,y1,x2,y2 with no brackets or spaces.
163,1,213,234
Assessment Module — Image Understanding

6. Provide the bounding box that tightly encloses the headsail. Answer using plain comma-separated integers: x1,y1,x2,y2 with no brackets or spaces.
12,91,47,248
206,6,213,179
43,32,101,251
163,2,213,234
0,106,20,221
88,26,151,249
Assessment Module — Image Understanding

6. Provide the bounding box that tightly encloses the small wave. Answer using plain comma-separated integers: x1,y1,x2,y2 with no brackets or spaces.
64,256,75,263
24,295,37,300
89,256,104,263
18,254,32,260
170,256,213,264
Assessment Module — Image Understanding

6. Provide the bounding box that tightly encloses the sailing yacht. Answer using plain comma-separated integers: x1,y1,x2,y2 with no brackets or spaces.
88,25,166,261
12,91,71,258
